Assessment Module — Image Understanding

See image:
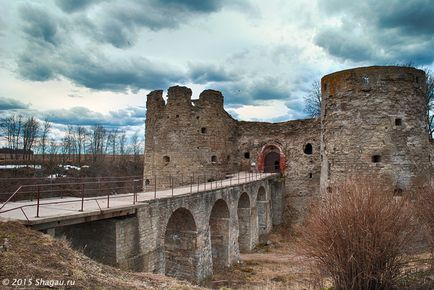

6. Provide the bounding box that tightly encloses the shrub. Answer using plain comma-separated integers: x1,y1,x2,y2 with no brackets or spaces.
301,178,415,290
413,184,434,267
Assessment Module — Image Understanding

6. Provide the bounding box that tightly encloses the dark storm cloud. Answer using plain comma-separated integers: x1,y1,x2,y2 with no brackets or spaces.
20,5,62,46
314,27,377,62
316,0,434,65
189,64,236,84
44,106,146,127
56,0,106,13
16,1,233,91
0,97,29,110
17,40,187,91
216,78,290,106
378,2,434,35
73,0,226,48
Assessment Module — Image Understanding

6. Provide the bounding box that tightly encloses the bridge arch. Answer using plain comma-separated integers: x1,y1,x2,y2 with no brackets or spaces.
257,144,286,173
256,186,270,242
209,199,230,271
164,207,198,281
238,192,252,252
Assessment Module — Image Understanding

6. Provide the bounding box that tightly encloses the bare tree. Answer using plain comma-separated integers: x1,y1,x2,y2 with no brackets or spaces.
304,80,321,118
90,124,107,161
39,118,51,161
119,130,127,155
61,125,76,163
130,131,143,170
107,128,119,158
425,70,433,139
0,116,14,149
22,116,40,160
75,126,87,164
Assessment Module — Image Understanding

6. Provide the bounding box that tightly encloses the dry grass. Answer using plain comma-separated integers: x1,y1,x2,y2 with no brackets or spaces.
300,177,433,290
0,221,203,290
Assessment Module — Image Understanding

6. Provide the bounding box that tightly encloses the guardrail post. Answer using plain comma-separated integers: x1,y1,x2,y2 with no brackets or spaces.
98,177,101,195
133,179,137,205
107,191,110,208
171,176,174,197
79,184,84,212
36,185,40,218
154,175,157,199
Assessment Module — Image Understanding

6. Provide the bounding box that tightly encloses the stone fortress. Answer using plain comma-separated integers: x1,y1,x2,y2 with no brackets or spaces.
144,66,434,224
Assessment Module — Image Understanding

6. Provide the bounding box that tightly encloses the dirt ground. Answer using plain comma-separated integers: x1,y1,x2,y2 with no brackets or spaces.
208,226,434,290
0,221,202,290
0,221,432,290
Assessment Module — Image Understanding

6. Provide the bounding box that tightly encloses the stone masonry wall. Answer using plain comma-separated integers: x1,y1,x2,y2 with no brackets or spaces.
62,178,280,283
320,66,432,192
144,66,432,225
144,86,239,188
237,119,321,224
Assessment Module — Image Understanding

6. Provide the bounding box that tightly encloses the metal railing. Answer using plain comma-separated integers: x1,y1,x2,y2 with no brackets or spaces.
0,166,281,221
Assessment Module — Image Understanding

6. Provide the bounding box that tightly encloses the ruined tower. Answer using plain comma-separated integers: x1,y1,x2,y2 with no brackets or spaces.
144,86,239,187
320,66,431,192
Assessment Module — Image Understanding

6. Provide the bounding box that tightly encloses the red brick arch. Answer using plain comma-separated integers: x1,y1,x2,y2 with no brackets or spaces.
257,144,286,173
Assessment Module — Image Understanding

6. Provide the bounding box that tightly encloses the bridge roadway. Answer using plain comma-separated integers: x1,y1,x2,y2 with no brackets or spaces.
0,172,276,229
0,171,284,283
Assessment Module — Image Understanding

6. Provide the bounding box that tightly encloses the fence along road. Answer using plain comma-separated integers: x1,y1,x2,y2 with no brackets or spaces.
0,171,277,229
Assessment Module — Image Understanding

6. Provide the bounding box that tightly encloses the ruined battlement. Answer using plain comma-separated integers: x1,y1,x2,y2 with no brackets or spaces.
167,85,192,107
197,89,224,108
146,86,226,115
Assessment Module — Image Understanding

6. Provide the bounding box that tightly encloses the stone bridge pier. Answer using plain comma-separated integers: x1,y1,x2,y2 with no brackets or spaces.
55,177,283,283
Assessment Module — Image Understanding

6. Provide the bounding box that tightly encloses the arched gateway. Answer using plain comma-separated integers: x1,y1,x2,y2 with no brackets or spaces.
257,144,286,173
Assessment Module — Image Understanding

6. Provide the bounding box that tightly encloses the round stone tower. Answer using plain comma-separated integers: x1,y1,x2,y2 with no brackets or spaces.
320,66,431,192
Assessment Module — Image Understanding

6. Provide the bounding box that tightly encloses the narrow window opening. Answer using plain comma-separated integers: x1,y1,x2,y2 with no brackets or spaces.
196,116,200,119
201,127,207,134
309,173,313,179
362,75,369,84
211,155,217,163
372,155,381,163
145,179,150,185
394,187,403,196
304,143,313,155
244,152,250,159
163,155,170,164
395,118,402,126
176,114,179,118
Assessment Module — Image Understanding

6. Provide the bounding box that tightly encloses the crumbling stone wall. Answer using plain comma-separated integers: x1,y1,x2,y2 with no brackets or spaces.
237,119,321,224
320,66,432,192
144,88,322,224
144,66,432,225
144,86,239,188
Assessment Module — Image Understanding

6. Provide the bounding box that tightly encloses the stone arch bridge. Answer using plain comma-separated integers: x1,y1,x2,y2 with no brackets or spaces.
0,174,284,283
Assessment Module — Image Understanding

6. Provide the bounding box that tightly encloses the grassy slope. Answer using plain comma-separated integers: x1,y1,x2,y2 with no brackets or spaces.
0,221,202,290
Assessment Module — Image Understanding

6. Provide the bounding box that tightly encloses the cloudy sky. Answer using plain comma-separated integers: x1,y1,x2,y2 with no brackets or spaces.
1,0,433,138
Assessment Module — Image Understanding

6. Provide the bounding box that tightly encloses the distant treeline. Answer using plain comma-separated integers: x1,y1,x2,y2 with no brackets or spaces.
0,114,144,164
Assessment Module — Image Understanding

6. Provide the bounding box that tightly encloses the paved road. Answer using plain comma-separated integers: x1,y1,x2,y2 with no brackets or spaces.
0,172,276,223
